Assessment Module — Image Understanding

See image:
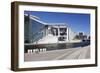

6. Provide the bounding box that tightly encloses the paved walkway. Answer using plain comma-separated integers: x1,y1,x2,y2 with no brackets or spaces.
24,46,90,61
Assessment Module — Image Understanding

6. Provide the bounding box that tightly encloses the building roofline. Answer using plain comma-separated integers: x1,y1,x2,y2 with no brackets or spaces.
25,14,68,26
30,15,47,25
24,14,47,25
45,23,67,26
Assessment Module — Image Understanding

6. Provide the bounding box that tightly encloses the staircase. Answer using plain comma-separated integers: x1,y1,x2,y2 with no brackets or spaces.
35,34,58,44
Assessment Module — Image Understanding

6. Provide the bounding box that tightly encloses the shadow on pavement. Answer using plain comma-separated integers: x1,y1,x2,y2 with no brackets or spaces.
24,40,90,53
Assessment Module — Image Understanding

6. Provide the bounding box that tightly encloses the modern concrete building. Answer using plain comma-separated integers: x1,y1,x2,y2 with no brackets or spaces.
24,14,78,44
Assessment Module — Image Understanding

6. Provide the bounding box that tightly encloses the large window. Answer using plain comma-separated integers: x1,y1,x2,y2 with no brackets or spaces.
59,28,67,36
51,27,58,36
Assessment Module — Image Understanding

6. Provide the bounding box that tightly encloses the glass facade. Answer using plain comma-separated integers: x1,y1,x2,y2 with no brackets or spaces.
24,15,30,43
30,18,45,43
24,15,45,43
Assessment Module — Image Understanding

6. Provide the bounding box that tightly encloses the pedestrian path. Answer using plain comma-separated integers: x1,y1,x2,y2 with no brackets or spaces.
24,46,90,61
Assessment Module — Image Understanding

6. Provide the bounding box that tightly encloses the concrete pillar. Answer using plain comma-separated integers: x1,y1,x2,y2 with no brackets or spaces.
57,27,60,43
28,49,30,53
33,49,35,53
67,27,69,42
40,49,43,52
28,49,32,53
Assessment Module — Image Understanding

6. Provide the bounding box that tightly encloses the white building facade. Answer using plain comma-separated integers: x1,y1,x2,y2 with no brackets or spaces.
24,14,78,44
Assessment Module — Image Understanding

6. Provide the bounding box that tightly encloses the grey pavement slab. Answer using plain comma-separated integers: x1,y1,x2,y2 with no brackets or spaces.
24,46,90,61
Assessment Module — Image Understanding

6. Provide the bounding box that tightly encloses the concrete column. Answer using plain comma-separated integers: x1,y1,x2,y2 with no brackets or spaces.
57,27,60,43
58,27,60,36
67,27,69,42
40,49,43,52
28,49,32,53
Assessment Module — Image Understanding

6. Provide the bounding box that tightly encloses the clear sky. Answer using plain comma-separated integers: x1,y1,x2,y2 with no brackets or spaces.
24,11,90,35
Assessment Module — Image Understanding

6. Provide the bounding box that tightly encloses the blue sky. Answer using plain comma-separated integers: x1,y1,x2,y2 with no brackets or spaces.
24,11,90,35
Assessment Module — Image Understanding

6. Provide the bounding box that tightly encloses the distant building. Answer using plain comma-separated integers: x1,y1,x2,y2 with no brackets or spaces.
79,32,84,39
75,32,88,40
79,32,83,37
24,14,77,44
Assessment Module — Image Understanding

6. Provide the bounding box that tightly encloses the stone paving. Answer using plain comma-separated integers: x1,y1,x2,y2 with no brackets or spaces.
24,45,90,61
